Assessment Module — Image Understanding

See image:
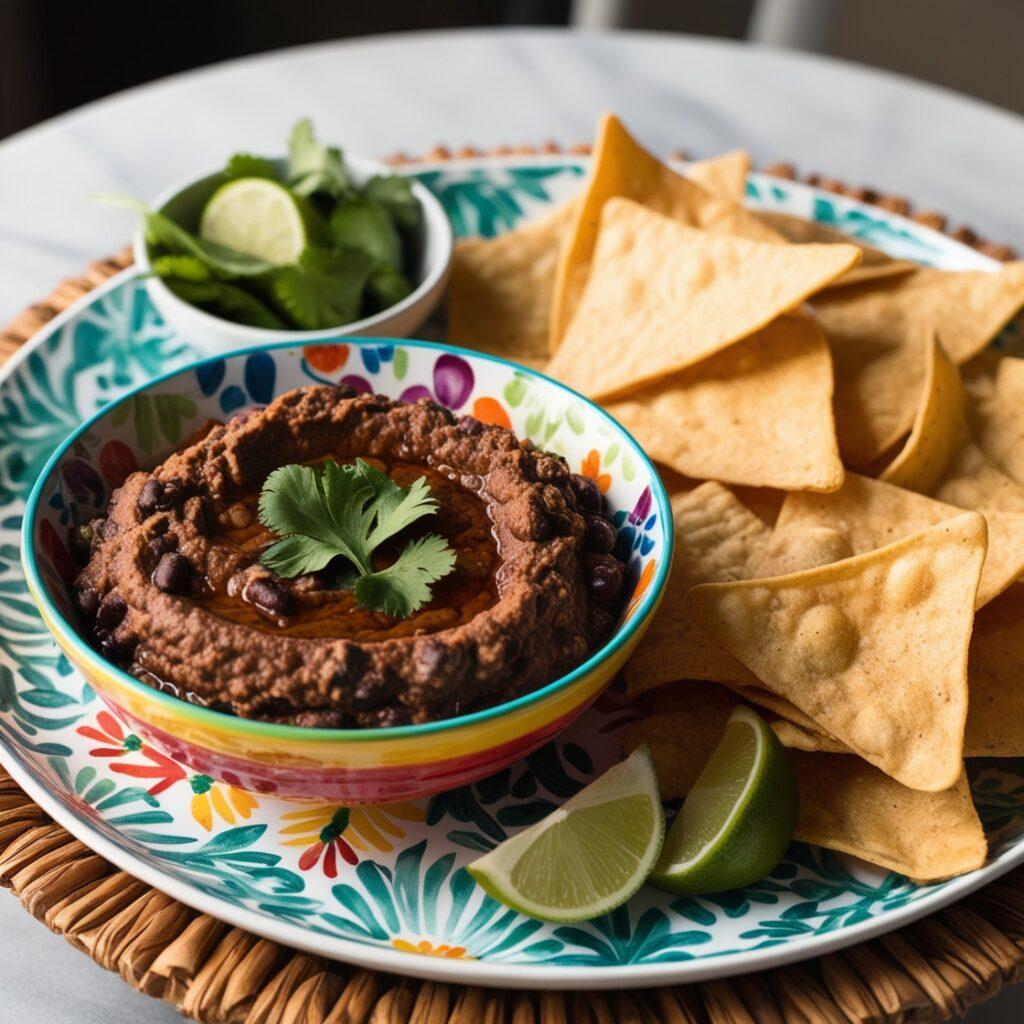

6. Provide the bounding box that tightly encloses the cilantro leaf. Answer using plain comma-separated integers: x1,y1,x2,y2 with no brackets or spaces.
151,254,211,282
362,175,423,231
223,154,277,181
353,461,441,549
98,193,275,277
164,279,285,329
353,535,457,617
329,198,402,268
367,264,413,311
270,247,374,329
257,459,456,617
287,118,350,198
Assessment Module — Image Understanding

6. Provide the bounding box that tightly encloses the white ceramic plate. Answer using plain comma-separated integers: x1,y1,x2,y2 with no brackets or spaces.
0,155,1020,990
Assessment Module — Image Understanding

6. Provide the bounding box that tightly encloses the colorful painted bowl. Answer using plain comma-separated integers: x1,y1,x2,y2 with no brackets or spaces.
23,340,672,804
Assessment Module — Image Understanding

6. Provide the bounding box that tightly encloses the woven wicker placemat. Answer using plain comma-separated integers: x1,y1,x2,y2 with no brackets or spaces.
1,150,1022,1024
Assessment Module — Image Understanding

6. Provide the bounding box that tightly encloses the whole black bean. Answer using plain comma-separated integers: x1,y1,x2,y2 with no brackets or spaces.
94,592,127,633
152,552,193,595
588,556,625,607
99,633,136,666
245,577,295,618
75,587,100,623
456,414,484,435
351,672,396,711
569,473,602,514
137,477,181,516
583,514,617,553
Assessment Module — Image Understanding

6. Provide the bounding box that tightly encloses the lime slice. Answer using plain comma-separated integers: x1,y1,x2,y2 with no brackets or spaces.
199,177,309,265
650,705,798,896
467,746,664,922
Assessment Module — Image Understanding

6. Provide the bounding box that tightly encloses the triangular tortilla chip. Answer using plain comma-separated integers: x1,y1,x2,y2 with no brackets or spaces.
771,718,847,753
686,513,987,791
546,199,859,401
725,683,830,734
935,442,1024,514
549,113,783,348
767,472,1024,609
777,584,1024,759
623,682,740,797
446,199,577,367
880,335,968,493
791,754,986,882
963,352,1024,484
817,265,1024,465
758,211,917,290
964,584,1024,757
684,150,750,203
624,482,764,695
604,316,844,492
628,684,986,881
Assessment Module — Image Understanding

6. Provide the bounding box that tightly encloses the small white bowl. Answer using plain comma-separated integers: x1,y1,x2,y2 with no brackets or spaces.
133,155,453,356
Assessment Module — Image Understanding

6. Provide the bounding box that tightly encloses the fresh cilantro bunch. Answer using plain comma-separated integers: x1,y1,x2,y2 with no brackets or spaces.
258,459,456,618
102,119,424,331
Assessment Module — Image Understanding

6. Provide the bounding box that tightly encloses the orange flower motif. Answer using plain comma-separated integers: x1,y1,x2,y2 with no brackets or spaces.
391,939,471,959
580,449,612,494
303,343,349,373
189,775,259,831
624,558,656,620
471,396,511,430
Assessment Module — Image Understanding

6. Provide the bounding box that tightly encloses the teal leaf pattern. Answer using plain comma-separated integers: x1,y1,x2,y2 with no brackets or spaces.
0,162,1019,977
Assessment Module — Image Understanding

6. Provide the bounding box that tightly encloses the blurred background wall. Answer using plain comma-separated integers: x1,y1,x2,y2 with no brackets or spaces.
1,0,1022,140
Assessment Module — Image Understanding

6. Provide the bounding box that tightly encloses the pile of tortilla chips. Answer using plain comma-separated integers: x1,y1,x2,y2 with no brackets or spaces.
446,112,1024,883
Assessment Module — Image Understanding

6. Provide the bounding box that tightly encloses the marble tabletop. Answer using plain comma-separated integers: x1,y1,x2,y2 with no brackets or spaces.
2,26,1023,1022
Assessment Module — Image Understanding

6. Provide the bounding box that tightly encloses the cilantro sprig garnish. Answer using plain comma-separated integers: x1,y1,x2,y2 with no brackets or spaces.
258,460,456,618
100,119,422,332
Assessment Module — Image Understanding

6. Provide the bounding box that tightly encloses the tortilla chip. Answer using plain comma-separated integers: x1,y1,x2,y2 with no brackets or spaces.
684,150,750,203
546,199,859,401
446,199,577,367
791,754,986,882
964,584,1024,757
963,353,1024,484
629,685,986,881
624,482,765,695
549,113,783,348
817,265,1024,465
767,472,1024,610
775,587,1024,759
772,718,847,753
933,442,1024,513
725,684,831,735
604,316,843,491
685,513,987,791
758,211,917,289
880,335,968,493
623,682,740,797
658,465,786,527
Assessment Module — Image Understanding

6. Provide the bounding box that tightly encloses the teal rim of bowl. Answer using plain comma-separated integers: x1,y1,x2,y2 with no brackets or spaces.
22,336,674,745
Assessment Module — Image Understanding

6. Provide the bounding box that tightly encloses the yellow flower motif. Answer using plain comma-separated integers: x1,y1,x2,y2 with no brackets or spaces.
279,800,424,854
391,938,472,959
188,774,258,831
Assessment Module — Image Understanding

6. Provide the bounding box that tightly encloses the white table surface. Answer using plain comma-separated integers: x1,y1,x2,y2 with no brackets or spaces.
1,26,1022,1022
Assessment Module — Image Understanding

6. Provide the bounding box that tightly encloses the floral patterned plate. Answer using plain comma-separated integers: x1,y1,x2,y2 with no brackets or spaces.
1,155,1021,991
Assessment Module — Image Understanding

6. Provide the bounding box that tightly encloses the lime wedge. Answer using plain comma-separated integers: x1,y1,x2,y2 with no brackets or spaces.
650,705,798,896
467,746,664,922
199,177,309,265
